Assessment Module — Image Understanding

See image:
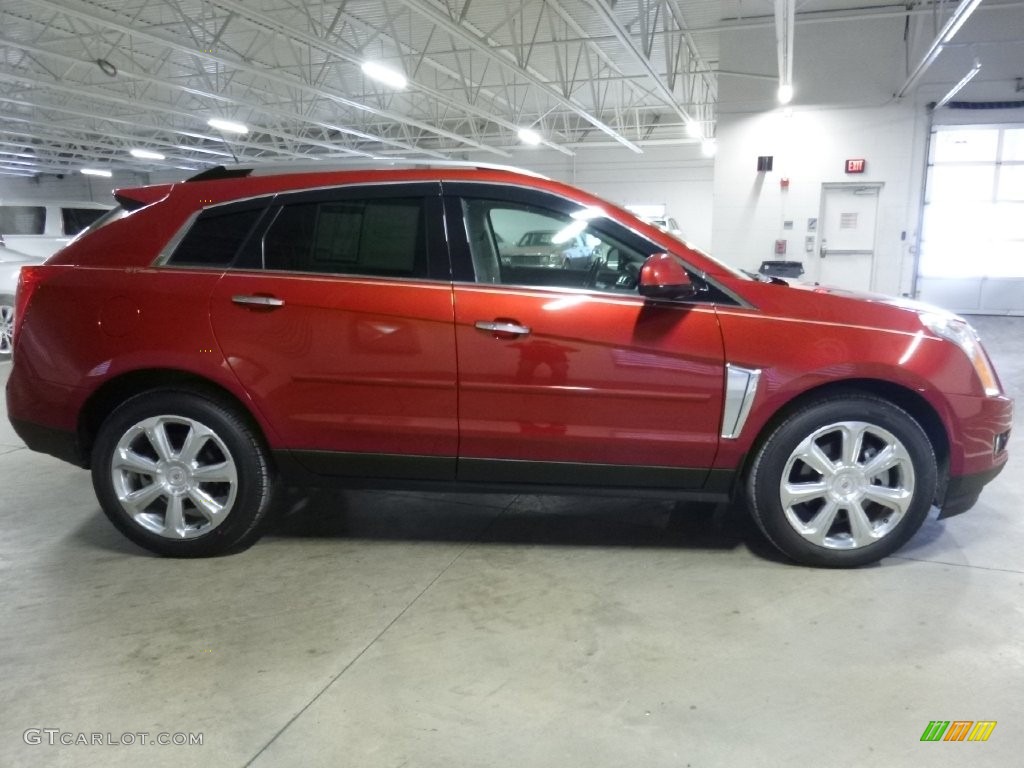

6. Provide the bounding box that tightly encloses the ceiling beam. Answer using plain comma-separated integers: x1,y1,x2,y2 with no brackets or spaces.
21,0,507,157
389,0,643,153
210,0,551,156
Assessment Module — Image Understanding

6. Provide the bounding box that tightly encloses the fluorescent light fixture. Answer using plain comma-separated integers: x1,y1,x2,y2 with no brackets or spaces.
207,118,249,134
941,0,984,43
361,61,407,90
518,127,542,146
936,59,983,107
129,148,166,160
701,138,717,157
686,120,703,139
81,168,112,177
897,0,983,99
777,83,794,104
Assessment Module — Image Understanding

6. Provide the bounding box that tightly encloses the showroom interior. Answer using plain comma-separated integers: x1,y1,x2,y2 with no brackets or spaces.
1,0,1022,765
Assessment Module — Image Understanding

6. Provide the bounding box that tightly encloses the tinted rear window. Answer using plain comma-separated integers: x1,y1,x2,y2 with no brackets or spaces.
263,198,425,278
169,208,265,267
0,206,45,235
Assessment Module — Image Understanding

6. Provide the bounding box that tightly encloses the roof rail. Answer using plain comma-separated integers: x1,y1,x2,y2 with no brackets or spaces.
184,159,548,182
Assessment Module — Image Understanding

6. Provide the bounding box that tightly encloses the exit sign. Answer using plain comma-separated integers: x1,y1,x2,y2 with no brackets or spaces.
845,158,866,174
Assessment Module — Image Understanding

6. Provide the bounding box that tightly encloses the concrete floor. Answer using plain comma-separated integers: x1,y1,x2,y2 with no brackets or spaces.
1,315,1021,768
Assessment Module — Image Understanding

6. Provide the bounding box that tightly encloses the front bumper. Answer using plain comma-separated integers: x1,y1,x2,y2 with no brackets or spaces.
938,463,1008,519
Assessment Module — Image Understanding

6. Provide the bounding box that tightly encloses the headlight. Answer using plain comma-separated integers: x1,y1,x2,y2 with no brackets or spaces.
920,312,1002,396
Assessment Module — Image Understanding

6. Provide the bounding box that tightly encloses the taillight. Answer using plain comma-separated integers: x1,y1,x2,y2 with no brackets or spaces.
13,265,44,349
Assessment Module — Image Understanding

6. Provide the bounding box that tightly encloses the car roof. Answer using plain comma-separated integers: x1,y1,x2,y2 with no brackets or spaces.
113,163,561,210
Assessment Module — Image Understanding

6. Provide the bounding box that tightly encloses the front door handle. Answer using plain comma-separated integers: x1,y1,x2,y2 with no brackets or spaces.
232,294,285,309
474,319,531,337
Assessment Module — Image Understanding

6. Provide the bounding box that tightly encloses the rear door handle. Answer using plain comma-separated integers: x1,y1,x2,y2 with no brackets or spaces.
232,294,285,308
474,320,531,337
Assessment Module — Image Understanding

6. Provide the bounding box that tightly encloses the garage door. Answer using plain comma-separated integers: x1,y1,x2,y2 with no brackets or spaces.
917,124,1024,315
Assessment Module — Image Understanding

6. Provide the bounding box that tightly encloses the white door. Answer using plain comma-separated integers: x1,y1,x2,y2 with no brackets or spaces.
817,183,882,291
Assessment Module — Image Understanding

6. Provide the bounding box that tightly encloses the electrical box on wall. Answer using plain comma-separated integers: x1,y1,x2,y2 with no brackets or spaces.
757,156,774,172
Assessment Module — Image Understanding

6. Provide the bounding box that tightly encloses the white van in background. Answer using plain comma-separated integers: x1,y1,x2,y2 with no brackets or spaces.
1,201,112,357
0,200,111,258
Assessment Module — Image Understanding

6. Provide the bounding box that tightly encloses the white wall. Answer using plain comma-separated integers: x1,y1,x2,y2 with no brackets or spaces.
713,104,928,295
712,18,929,297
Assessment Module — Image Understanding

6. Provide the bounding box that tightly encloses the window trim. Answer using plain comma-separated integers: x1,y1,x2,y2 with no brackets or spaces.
155,181,452,281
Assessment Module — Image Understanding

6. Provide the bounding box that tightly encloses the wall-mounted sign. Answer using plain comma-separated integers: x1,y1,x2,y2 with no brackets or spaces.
845,158,866,174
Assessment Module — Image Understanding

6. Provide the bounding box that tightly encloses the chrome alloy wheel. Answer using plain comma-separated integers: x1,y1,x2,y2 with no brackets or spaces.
0,301,13,355
779,421,915,550
111,415,238,539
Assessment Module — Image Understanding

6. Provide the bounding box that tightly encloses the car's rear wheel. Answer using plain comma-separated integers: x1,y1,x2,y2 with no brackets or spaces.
91,390,276,557
0,293,14,357
748,395,937,567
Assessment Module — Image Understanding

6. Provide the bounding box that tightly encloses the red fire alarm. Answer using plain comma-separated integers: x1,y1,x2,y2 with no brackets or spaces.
845,158,866,174
780,177,790,189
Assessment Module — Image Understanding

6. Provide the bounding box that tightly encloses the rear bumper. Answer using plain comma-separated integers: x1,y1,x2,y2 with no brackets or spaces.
9,418,86,467
6,364,89,467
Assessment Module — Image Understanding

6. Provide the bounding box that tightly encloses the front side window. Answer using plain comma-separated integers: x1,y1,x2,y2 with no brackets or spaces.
461,198,649,293
263,198,426,278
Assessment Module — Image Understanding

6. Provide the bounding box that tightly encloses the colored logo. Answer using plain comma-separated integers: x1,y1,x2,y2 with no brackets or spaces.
921,721,997,742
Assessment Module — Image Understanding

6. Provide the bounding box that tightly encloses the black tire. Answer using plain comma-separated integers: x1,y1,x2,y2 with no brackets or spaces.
0,293,14,358
91,389,276,557
747,395,937,568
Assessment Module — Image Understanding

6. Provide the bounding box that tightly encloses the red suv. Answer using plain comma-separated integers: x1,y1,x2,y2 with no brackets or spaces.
6,165,1013,567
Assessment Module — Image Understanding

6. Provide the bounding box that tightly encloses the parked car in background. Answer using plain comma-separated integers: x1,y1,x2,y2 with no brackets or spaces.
0,200,110,259
0,244,42,358
0,200,112,358
499,228,596,269
645,215,686,241
5,165,1013,567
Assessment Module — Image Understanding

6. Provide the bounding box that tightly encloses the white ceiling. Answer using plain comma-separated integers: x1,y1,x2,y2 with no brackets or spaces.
0,0,1020,177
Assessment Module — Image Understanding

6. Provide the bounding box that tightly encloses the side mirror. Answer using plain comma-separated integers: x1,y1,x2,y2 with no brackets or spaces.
638,253,697,300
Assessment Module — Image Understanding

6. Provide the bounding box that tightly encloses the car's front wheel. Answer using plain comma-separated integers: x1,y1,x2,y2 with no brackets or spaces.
91,390,276,556
748,395,937,567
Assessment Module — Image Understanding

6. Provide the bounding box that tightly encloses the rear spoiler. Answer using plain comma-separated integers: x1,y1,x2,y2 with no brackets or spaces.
113,166,253,211
113,184,174,211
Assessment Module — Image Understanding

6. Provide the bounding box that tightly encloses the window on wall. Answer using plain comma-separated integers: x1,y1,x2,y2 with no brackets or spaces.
920,125,1024,278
